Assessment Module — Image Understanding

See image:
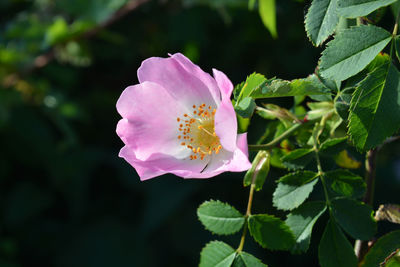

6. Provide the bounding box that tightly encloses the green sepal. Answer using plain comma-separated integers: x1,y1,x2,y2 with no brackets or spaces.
243,150,271,191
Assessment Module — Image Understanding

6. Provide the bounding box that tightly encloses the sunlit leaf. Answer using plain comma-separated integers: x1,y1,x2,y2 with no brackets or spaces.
305,0,339,46
273,171,319,211
348,61,400,151
197,200,245,235
320,25,391,82
337,0,397,18
199,241,236,267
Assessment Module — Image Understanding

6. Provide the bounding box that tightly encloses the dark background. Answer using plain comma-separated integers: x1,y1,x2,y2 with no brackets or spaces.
1,0,399,266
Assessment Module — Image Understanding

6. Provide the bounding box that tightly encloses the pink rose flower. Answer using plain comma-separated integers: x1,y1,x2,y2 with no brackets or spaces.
116,53,252,180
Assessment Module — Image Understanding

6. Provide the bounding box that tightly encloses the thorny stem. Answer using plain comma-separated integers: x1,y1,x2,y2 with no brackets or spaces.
248,123,303,151
355,148,378,261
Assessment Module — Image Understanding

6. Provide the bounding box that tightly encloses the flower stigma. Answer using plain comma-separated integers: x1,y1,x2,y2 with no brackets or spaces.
177,103,221,160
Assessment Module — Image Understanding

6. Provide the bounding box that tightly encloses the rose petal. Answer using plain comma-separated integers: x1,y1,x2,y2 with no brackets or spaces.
214,98,237,152
213,68,234,99
119,146,209,180
116,81,190,160
138,56,217,108
171,53,221,103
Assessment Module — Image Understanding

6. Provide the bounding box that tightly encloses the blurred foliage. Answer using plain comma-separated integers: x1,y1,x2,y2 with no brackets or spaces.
0,0,399,266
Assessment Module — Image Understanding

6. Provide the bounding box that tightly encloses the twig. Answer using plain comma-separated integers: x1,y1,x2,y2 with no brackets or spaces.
248,122,303,151
27,0,149,72
354,148,378,261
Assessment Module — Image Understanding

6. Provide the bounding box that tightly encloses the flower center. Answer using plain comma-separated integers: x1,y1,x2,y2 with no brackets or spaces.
177,103,221,160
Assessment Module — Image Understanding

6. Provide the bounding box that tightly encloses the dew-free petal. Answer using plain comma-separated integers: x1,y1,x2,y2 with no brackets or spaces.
116,81,189,160
171,53,221,103
119,146,208,180
214,98,237,152
138,56,217,108
213,68,234,99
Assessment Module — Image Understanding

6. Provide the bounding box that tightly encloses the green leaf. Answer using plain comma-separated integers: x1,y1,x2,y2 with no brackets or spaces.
324,169,366,198
305,0,339,46
331,198,377,240
273,171,319,211
319,137,347,156
235,73,267,102
362,230,400,267
199,241,236,267
197,200,245,235
235,97,256,118
259,0,277,38
243,150,270,191
318,218,358,267
281,148,315,170
337,0,397,18
348,61,400,151
319,25,392,82
232,252,268,267
285,201,327,254
248,214,295,250
250,77,331,99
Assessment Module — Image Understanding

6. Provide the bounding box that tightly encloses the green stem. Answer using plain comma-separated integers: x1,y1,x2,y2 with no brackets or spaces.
237,153,266,252
312,120,331,206
237,183,255,252
314,145,331,206
248,123,303,151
